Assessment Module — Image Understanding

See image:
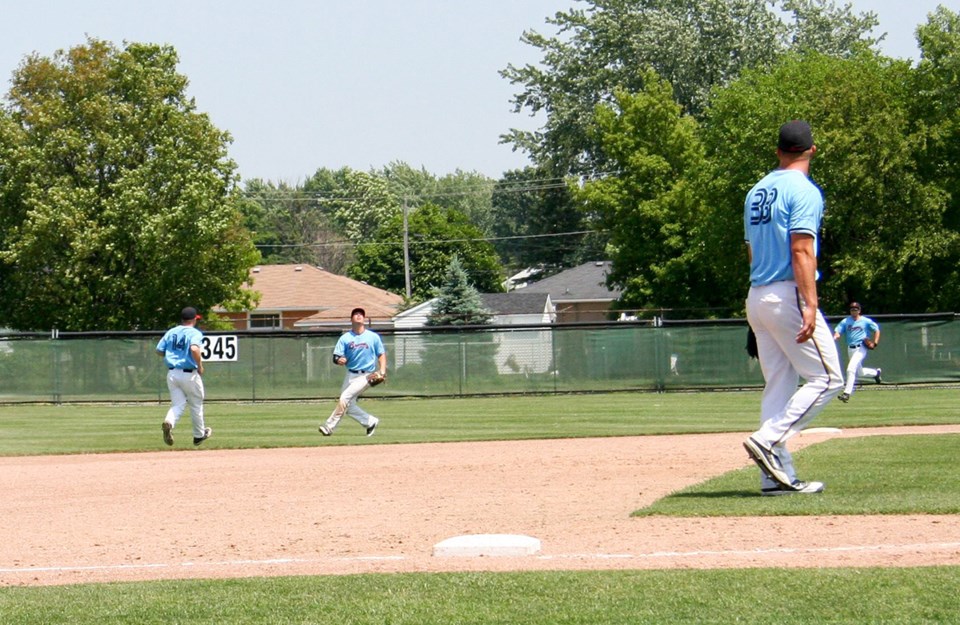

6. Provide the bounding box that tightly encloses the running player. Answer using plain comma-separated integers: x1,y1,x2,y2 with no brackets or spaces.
834,301,882,402
319,307,386,437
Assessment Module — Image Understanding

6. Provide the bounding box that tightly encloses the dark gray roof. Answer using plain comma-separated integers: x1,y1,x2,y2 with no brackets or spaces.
519,261,621,301
479,292,550,315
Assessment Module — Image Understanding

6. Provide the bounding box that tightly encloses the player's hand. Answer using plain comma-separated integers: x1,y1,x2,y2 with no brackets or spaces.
796,308,817,343
336,357,347,366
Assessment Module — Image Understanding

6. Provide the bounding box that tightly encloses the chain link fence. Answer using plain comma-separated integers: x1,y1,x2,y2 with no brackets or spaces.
0,314,956,404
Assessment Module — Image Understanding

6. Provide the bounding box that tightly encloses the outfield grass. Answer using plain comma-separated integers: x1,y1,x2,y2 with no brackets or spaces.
1,567,958,624
0,386,956,456
1,387,957,623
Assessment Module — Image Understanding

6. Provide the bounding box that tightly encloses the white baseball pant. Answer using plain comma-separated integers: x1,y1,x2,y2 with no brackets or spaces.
843,344,879,395
747,281,844,489
323,371,376,433
163,369,207,439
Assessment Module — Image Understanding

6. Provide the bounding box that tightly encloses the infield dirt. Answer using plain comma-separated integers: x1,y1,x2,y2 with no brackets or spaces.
2,425,959,587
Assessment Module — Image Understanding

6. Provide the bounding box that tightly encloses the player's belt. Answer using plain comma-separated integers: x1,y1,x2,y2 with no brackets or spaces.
848,343,861,349
349,369,370,374
169,368,195,372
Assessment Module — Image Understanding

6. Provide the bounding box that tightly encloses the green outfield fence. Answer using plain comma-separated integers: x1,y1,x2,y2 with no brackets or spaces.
0,314,956,404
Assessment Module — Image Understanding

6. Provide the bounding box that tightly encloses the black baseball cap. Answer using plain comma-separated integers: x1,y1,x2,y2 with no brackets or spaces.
181,307,201,321
778,120,814,153
849,302,861,310
350,307,366,318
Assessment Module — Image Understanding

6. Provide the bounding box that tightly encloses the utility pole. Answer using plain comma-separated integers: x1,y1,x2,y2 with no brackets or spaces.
402,197,411,299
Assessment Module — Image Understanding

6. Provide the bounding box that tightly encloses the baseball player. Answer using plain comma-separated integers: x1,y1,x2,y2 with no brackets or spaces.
319,307,386,437
156,307,212,446
833,301,882,402
742,120,844,496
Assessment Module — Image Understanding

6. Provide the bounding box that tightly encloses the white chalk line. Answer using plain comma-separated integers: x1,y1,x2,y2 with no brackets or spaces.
537,542,960,561
2,542,959,575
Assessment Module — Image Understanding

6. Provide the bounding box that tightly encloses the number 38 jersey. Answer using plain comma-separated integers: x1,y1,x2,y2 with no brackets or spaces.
744,168,824,287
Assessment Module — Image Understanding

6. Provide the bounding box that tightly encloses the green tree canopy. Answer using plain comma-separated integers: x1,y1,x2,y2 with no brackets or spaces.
303,167,399,245
700,50,952,313
491,167,588,274
349,202,503,300
0,38,258,331
239,179,351,273
574,73,707,312
502,0,879,175
379,162,496,236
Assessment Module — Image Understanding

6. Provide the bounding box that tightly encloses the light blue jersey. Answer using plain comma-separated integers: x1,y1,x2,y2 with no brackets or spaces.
744,169,824,286
834,316,879,347
334,329,385,373
156,325,203,369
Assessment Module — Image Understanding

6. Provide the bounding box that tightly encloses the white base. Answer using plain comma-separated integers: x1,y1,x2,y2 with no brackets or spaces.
802,427,843,435
433,534,541,557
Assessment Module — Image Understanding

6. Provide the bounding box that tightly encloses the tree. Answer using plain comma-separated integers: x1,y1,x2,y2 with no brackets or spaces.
908,6,960,311
422,255,498,387
0,39,258,331
426,255,493,326
379,162,496,236
574,74,708,312
700,51,951,313
303,167,399,245
491,167,588,274
348,202,504,300
501,0,879,175
239,179,352,273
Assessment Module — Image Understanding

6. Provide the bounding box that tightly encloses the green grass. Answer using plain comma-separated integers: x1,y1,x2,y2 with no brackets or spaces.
1,387,958,623
635,434,960,516
1,567,958,624
0,386,955,456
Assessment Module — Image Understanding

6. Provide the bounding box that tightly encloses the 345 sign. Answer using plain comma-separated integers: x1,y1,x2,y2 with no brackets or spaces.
201,335,238,362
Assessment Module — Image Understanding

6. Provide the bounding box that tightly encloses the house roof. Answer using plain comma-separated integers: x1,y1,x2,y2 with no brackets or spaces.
479,292,551,316
392,292,553,327
237,264,404,322
519,261,621,302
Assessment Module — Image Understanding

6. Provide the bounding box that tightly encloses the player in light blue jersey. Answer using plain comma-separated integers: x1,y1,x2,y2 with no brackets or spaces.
742,120,843,496
319,306,387,437
156,307,212,447
833,301,882,402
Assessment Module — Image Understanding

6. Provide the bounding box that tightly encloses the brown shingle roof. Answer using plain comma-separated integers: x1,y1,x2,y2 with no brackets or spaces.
242,264,403,323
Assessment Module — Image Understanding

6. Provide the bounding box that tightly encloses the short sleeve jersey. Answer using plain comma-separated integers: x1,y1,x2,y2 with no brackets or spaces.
834,316,879,347
156,325,203,369
744,169,824,287
334,329,385,373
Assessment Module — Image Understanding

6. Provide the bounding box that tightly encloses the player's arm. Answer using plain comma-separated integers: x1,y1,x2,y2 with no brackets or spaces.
791,232,819,343
190,343,204,375
377,352,387,377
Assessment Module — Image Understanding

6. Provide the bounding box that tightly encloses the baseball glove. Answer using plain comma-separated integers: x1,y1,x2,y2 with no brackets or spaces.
366,371,386,386
863,338,877,350
746,327,759,359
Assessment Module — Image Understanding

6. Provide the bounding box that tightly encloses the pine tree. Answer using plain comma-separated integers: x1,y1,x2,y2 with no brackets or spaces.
427,256,493,326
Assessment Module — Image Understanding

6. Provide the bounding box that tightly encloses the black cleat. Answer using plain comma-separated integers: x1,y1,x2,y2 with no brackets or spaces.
193,427,212,446
162,422,174,446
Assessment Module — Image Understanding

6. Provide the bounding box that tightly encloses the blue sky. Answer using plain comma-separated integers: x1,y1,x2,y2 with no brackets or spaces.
0,1,948,183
